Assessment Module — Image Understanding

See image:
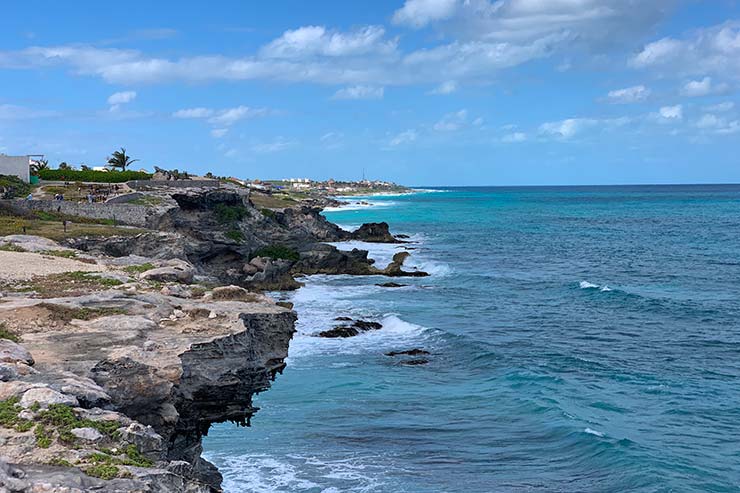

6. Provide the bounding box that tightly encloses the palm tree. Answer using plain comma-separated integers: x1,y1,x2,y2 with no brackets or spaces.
30,159,49,174
107,148,138,171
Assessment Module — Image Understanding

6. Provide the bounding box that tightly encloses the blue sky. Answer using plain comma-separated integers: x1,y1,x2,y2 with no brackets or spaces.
1,0,739,186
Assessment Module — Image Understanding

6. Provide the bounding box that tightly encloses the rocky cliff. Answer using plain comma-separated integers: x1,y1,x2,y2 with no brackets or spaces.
0,237,296,492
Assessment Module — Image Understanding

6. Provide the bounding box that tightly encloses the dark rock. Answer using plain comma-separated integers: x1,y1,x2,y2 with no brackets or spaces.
275,301,294,310
400,359,430,366
353,320,382,331
351,222,401,243
383,252,429,277
385,348,430,357
376,282,406,288
396,234,410,239
334,316,353,321
318,326,360,338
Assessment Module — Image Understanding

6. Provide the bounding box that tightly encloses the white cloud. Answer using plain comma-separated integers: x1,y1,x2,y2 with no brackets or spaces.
606,85,650,104
208,106,267,126
630,22,740,84
107,90,136,105
704,101,735,112
429,80,458,95
392,0,458,29
173,107,214,119
681,77,712,97
210,128,228,138
694,113,740,134
433,109,468,131
252,137,295,153
173,106,267,126
658,104,683,120
501,132,526,143
332,85,384,100
540,118,598,139
260,25,396,59
389,129,418,146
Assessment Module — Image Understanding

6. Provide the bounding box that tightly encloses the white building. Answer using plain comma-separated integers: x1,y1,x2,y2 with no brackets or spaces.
0,154,33,183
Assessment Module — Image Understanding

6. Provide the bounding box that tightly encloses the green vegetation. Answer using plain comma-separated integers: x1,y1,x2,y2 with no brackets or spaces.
0,175,31,199
252,245,300,262
0,215,145,242
225,229,244,242
40,249,78,258
214,203,247,223
38,169,151,183
48,457,74,467
127,195,164,206
85,463,120,480
122,263,155,274
33,210,116,226
37,302,126,322
0,243,27,252
260,208,276,219
249,192,297,209
0,322,21,343
0,273,126,298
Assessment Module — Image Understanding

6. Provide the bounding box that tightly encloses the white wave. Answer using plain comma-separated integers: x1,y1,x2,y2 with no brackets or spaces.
212,453,384,493
584,428,605,438
579,280,613,292
323,199,397,212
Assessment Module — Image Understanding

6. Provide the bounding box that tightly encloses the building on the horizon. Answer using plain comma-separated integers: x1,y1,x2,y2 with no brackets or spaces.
0,154,43,183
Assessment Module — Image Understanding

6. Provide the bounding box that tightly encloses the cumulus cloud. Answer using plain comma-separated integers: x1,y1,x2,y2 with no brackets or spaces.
539,116,630,139
694,113,740,134
260,25,397,59
392,0,458,29
332,85,384,100
210,128,228,138
658,104,683,121
606,85,650,103
388,129,418,146
630,21,740,83
704,101,735,112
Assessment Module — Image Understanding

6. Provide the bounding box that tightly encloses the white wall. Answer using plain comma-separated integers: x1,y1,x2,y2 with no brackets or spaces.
0,155,30,183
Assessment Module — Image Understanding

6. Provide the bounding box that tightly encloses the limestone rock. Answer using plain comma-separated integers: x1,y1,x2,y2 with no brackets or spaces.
351,222,401,243
70,427,104,442
20,387,78,408
0,341,34,366
139,260,195,284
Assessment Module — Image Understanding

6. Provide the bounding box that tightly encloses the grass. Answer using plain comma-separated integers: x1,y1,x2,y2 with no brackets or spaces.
37,302,126,322
252,245,300,262
0,243,27,252
40,249,78,258
0,322,21,343
260,208,276,219
213,203,247,223
249,192,297,209
127,195,164,206
0,216,146,242
33,210,116,226
122,263,155,274
225,229,244,242
0,174,31,199
0,272,125,298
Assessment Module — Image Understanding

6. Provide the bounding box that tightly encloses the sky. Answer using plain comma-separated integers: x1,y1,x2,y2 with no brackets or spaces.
1,0,740,186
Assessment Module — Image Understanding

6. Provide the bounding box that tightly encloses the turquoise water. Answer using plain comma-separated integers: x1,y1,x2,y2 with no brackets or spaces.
204,185,740,492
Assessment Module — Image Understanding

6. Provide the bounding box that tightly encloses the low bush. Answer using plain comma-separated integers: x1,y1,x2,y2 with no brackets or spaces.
0,175,31,199
213,203,247,223
251,245,300,262
38,169,152,183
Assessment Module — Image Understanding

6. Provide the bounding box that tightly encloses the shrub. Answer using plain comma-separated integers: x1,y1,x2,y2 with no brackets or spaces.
260,208,276,219
213,203,247,223
251,245,300,262
225,229,244,242
0,175,31,199
38,169,152,183
0,323,21,343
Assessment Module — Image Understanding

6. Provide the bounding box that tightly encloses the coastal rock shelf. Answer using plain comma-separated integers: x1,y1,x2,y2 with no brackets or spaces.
0,275,296,492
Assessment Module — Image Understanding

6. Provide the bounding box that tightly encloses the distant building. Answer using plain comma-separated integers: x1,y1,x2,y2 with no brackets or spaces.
0,154,35,183
292,182,310,189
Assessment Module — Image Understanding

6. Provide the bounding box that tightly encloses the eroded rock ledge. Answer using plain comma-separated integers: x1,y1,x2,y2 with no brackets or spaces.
0,283,296,492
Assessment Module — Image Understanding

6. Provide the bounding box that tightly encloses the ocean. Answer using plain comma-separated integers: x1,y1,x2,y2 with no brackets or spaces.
203,185,740,492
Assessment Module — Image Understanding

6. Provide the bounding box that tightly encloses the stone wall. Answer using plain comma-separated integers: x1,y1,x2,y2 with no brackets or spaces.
8,199,155,227
128,180,220,190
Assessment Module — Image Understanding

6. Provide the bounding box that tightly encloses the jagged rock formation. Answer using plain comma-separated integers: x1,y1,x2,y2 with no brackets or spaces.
0,285,296,492
64,187,423,289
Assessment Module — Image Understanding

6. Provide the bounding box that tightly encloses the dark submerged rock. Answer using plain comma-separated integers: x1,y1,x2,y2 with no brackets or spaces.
376,282,406,288
385,348,430,357
399,359,430,366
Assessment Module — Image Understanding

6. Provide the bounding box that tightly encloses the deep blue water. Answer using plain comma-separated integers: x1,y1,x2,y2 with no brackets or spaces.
204,185,740,492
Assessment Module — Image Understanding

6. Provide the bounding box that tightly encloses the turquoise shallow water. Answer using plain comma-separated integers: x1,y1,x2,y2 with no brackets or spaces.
204,185,740,492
